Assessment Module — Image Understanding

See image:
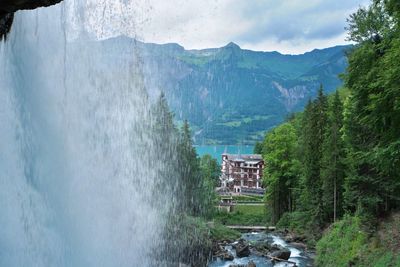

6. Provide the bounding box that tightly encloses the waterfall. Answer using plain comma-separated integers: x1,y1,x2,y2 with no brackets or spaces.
0,1,174,266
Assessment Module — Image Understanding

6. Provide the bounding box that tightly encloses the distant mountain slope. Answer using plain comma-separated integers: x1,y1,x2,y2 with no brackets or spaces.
102,37,351,144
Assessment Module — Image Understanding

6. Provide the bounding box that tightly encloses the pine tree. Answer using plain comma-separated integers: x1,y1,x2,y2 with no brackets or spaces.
151,92,179,209
177,120,215,217
321,91,345,222
301,86,328,226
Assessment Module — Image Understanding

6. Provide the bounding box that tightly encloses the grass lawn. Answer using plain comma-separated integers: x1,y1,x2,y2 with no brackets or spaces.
230,195,264,202
214,204,270,226
210,223,241,241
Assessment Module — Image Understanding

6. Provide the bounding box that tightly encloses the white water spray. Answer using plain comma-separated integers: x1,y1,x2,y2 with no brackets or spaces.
0,1,174,266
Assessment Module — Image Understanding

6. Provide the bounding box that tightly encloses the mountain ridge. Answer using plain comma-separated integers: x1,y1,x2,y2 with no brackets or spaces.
99,36,352,144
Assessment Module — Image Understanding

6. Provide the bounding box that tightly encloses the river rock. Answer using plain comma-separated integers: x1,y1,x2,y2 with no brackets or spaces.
221,251,234,261
253,240,273,254
285,233,307,244
234,240,250,258
290,242,307,250
212,241,234,261
270,248,291,260
229,263,256,267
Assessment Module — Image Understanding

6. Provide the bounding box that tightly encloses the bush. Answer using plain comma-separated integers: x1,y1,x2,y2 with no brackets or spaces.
210,223,241,241
316,215,367,267
162,214,212,266
276,211,319,246
230,195,264,202
213,205,269,226
315,213,400,267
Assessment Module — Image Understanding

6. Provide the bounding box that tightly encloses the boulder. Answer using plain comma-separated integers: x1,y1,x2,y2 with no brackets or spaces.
221,251,234,261
247,260,256,267
271,248,291,261
235,240,250,258
253,240,273,254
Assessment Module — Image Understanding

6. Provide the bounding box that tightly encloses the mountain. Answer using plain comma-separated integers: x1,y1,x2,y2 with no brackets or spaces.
103,37,351,145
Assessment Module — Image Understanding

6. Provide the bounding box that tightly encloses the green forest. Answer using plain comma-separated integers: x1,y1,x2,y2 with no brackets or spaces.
154,1,400,265
256,0,400,265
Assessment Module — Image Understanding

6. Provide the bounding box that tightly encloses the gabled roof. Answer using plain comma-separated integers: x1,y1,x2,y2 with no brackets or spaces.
223,154,263,162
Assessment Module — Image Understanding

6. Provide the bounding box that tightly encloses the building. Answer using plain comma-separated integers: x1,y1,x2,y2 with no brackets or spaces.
220,153,265,195
217,196,235,212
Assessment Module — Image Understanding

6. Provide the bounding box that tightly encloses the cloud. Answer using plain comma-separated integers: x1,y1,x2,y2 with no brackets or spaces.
231,1,365,42
73,0,370,54
133,0,371,54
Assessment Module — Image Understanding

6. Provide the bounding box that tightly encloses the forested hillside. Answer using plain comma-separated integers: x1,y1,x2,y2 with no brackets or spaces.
99,36,349,144
259,1,400,265
139,42,349,145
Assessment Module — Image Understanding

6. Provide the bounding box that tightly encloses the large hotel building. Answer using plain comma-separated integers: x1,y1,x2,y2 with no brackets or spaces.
220,153,265,195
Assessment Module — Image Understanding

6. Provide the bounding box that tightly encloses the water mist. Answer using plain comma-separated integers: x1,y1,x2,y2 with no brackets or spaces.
0,1,178,266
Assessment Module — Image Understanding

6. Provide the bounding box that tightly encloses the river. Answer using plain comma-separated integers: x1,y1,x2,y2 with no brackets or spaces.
209,232,314,267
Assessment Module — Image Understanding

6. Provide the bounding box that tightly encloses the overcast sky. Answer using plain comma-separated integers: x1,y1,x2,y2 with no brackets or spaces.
128,0,370,54
76,0,370,54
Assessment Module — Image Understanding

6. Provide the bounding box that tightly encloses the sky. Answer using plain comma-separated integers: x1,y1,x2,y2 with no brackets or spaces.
74,0,370,55
129,0,370,54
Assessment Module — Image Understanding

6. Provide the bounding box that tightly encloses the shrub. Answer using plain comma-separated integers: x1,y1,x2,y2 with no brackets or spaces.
210,223,241,241
316,215,367,267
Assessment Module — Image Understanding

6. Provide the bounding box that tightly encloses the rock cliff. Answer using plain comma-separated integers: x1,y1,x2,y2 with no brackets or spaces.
0,0,63,38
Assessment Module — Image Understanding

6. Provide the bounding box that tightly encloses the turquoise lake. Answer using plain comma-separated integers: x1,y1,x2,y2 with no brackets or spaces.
195,145,255,163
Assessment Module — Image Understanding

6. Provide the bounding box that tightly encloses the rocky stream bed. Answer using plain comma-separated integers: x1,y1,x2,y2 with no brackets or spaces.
209,232,314,267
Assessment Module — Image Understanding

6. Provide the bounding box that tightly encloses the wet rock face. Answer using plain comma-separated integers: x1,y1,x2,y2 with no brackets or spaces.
0,12,13,38
0,0,62,13
0,0,63,38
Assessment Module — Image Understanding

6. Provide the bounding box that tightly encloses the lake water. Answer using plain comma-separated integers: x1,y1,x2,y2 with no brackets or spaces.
195,145,255,163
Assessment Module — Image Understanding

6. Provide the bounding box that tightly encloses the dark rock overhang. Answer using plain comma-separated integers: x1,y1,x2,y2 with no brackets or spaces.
0,0,63,39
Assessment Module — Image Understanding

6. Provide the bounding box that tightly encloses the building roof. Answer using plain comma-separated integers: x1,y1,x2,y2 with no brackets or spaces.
223,154,263,162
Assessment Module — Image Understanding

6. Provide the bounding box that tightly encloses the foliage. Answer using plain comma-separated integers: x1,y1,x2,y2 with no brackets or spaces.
276,211,319,246
209,223,241,241
199,154,220,186
138,39,350,145
259,1,400,249
253,141,263,154
152,97,219,264
163,214,212,266
262,122,301,224
346,1,394,43
151,92,180,210
213,205,268,226
321,91,345,222
152,93,216,219
315,215,367,267
177,120,217,218
300,86,329,226
228,195,264,203
342,0,400,218
316,213,400,267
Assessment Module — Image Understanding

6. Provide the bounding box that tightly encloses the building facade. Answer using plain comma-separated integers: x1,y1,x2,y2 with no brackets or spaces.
220,153,265,195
